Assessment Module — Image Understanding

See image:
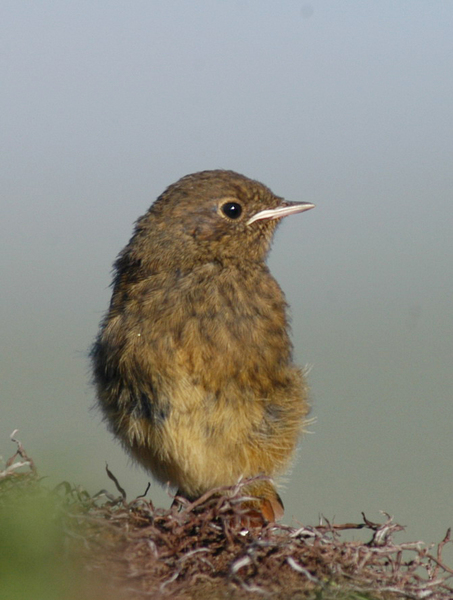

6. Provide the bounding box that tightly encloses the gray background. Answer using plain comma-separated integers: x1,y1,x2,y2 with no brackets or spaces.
2,0,452,559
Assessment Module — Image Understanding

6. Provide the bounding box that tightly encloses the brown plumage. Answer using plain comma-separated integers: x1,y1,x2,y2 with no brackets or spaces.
91,170,314,521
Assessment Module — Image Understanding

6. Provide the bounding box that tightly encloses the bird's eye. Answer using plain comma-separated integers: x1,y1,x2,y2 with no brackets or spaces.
220,202,243,220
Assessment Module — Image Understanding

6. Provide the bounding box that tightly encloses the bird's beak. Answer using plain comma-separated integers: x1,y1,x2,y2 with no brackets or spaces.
247,201,315,225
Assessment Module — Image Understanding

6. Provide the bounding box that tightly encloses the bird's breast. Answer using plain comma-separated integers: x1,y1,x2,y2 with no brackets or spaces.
120,263,293,397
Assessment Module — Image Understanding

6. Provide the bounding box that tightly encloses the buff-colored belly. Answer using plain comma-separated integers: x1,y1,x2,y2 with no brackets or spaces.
121,380,299,499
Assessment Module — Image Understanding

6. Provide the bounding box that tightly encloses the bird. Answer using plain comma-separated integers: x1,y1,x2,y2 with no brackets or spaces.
91,170,314,522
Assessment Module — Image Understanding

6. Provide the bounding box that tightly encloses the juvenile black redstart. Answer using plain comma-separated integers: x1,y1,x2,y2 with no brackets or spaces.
92,170,314,521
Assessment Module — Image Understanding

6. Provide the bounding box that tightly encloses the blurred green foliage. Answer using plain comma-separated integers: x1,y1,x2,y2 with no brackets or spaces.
0,472,89,600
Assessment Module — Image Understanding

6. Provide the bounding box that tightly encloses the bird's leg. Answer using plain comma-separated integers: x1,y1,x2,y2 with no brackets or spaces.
171,489,187,511
171,485,284,528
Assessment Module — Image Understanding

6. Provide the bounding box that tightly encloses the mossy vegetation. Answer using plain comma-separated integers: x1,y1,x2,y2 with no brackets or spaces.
1,435,451,600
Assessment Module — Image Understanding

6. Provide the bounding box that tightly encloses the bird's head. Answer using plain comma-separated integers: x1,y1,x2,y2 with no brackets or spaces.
119,170,314,273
